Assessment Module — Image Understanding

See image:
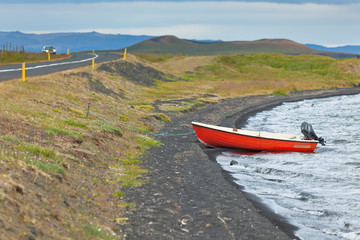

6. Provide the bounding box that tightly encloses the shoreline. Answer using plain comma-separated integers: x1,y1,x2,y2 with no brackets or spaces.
123,87,360,239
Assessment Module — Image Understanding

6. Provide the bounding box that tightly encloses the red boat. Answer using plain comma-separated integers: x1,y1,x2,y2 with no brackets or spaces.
192,121,325,152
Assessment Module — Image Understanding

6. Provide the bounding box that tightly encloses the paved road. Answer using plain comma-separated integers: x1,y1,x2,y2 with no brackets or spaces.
0,52,121,82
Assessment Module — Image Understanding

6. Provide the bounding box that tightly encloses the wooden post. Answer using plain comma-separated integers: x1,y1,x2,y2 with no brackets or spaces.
22,63,25,82
86,103,91,117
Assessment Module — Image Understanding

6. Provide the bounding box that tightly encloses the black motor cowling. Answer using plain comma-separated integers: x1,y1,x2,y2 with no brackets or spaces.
301,122,326,146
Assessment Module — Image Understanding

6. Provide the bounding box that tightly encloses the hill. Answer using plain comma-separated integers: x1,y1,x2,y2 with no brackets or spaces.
306,44,360,55
0,31,153,53
127,35,356,58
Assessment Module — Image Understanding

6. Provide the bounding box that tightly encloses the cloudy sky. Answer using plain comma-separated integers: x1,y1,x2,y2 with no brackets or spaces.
0,0,359,46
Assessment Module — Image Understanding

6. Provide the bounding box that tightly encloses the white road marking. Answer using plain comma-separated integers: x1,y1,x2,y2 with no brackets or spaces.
0,54,98,73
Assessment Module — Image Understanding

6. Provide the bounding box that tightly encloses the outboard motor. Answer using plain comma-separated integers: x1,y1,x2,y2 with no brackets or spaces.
301,122,326,146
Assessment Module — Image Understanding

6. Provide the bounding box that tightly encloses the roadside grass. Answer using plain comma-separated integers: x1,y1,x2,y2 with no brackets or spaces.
45,126,84,141
136,53,187,63
92,121,123,136
0,62,161,239
139,53,360,102
0,51,70,65
1,135,65,176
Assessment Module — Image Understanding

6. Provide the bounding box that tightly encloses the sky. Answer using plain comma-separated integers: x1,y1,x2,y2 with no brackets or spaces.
0,0,359,46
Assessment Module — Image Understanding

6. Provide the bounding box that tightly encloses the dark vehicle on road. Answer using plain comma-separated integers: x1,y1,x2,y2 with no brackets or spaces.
42,46,56,54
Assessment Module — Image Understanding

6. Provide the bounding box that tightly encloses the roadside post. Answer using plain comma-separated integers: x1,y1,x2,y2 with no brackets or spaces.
92,58,95,69
22,63,25,82
67,49,69,55
124,48,127,60
48,52,50,61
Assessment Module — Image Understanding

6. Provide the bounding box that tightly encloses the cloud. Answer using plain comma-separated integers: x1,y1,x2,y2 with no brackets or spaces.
1,1,360,45
2,0,360,4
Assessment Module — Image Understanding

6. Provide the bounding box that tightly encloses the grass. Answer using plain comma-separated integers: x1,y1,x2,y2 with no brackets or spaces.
0,61,155,238
164,100,210,112
136,53,187,63
1,136,65,175
138,53,360,101
64,119,89,129
157,113,171,122
45,126,84,141
0,52,359,239
19,142,57,159
92,121,123,136
136,135,163,149
272,88,288,96
82,224,121,240
118,164,148,188
25,158,66,176
0,51,70,65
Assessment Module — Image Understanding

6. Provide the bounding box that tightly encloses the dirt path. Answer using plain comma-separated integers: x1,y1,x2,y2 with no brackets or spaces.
123,87,360,239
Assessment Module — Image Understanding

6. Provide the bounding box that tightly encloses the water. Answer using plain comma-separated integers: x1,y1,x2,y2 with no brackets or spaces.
216,94,360,240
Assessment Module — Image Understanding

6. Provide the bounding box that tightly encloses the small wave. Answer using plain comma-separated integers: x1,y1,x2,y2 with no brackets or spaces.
332,139,350,144
264,178,284,183
344,162,360,166
253,166,314,179
282,161,301,166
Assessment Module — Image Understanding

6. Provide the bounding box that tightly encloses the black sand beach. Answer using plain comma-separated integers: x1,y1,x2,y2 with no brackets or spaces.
123,88,360,239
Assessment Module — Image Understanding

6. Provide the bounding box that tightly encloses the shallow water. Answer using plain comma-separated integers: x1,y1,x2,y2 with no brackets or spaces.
216,94,360,240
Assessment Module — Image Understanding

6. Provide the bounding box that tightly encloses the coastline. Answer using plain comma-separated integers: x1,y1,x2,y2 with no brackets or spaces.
123,87,360,239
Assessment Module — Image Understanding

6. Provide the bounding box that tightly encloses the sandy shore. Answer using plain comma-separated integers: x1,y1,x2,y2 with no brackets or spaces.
123,87,360,239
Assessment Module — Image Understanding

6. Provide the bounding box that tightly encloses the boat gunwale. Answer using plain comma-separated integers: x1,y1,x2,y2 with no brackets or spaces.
191,121,319,144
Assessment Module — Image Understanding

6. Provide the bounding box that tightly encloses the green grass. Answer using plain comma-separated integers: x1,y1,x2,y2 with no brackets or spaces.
1,135,20,144
93,121,123,136
45,126,84,141
157,113,171,122
178,54,360,96
118,115,129,121
136,135,162,149
118,164,148,188
64,120,89,129
218,54,336,73
82,224,121,240
166,100,207,112
118,157,141,165
0,51,70,65
25,158,65,176
19,143,56,159
272,88,288,96
1,136,66,176
136,53,187,63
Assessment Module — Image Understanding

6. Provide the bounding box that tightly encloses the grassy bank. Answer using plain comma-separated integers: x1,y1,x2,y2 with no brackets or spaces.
0,53,359,239
0,58,167,239
0,51,70,65
138,53,360,103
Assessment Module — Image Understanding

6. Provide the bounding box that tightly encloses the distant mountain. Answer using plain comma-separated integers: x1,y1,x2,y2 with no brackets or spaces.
1,31,357,58
127,35,356,58
306,44,360,55
0,31,154,53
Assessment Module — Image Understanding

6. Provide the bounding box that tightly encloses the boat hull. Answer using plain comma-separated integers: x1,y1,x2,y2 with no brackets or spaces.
192,122,318,152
